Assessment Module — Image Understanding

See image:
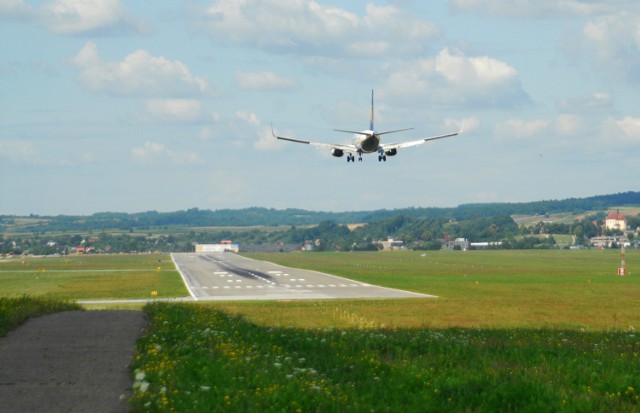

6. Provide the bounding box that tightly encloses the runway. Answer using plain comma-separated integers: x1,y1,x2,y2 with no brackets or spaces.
171,252,435,301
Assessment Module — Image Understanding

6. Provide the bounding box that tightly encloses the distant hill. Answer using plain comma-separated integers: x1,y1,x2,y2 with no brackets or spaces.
1,191,639,233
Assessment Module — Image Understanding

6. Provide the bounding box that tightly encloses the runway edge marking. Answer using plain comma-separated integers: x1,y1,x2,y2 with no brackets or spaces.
171,253,199,301
242,254,438,299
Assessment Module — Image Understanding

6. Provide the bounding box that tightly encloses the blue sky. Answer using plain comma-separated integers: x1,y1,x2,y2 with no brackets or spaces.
1,0,639,215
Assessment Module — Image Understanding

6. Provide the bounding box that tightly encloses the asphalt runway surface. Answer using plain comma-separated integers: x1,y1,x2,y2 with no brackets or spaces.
172,252,434,301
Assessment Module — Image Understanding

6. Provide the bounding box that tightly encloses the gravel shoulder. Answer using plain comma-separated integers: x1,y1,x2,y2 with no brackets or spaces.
0,310,148,413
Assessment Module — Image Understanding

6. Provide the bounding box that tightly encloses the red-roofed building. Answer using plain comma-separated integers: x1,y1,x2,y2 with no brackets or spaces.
605,212,627,232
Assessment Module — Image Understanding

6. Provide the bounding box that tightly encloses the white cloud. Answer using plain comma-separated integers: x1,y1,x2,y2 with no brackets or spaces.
601,116,640,145
145,99,205,122
192,0,440,58
568,11,640,84
384,48,529,107
235,110,260,126
235,71,297,91
131,141,203,165
254,128,280,151
445,116,480,133
235,111,280,150
198,126,215,141
450,0,621,18
1,0,150,35
0,139,37,164
557,92,613,113
71,42,211,97
555,114,585,136
131,141,164,163
495,118,550,139
0,0,32,19
40,0,149,35
451,1,640,86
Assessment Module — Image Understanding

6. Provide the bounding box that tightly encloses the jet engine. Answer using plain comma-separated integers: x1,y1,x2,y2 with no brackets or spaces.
384,148,397,156
331,149,344,157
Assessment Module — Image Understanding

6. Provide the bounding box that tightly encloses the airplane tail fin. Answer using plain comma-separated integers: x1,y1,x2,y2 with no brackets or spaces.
370,90,374,131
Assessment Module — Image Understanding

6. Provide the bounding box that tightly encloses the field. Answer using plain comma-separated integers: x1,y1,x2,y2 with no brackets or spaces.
1,250,639,329
3,250,640,411
235,250,640,331
130,302,640,412
0,254,188,300
512,206,640,226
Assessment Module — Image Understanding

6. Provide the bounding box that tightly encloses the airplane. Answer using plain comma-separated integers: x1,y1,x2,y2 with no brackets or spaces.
272,90,463,162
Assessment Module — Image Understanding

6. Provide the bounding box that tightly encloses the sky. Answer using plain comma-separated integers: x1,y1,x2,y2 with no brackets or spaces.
1,0,639,216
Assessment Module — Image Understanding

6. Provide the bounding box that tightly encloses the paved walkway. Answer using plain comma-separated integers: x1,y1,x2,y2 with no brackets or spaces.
0,311,147,413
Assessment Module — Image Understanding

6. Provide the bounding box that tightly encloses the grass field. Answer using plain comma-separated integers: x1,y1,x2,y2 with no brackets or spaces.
0,254,188,300
1,250,638,329
131,302,640,412
127,250,640,412
2,250,640,411
234,250,640,331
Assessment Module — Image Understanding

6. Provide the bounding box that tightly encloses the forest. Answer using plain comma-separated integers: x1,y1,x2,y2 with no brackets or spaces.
1,191,639,255
2,191,640,233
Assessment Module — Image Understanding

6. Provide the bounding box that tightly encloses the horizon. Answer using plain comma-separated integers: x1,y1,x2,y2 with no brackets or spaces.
2,2,639,216
3,190,638,217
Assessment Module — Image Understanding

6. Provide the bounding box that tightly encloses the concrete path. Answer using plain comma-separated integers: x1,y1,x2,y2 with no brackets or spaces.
0,311,147,413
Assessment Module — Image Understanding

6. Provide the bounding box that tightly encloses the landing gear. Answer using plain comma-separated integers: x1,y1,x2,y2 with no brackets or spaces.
378,155,387,162
346,154,356,162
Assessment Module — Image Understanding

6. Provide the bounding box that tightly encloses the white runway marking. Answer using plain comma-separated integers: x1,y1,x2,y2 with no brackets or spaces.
171,252,436,301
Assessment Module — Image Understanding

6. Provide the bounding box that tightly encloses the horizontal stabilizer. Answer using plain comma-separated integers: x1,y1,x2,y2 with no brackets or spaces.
375,128,414,136
334,129,369,135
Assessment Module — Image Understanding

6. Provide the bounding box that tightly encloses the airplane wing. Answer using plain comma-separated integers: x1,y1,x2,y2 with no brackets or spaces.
380,124,464,151
272,127,357,153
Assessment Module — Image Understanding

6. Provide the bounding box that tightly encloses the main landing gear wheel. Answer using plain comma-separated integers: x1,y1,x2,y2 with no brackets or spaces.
378,155,387,162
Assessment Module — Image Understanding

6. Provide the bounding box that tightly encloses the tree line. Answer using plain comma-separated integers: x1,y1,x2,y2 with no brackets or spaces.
2,191,640,234
2,211,637,255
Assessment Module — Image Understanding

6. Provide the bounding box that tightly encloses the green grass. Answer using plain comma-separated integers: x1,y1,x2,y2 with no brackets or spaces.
237,250,640,331
3,250,640,411
0,296,81,337
128,250,640,411
0,254,188,300
130,302,640,412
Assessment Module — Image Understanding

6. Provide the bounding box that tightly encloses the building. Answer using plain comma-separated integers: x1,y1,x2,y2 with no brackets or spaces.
195,243,239,253
605,212,627,232
448,238,470,250
590,236,630,248
378,238,405,251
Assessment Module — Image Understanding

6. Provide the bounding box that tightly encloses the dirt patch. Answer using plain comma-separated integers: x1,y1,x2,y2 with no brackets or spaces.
0,310,147,413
